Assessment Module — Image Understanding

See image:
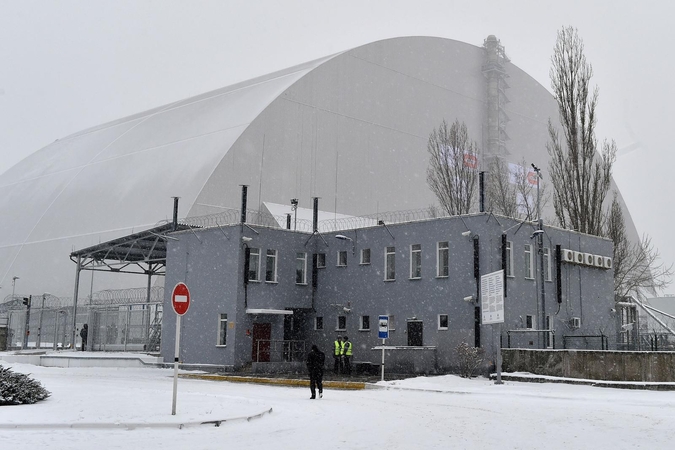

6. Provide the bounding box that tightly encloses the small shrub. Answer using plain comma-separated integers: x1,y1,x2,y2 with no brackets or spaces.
0,365,51,405
455,342,485,378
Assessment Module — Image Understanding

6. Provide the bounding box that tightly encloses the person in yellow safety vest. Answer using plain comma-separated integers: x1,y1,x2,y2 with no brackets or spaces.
342,336,353,376
333,336,344,374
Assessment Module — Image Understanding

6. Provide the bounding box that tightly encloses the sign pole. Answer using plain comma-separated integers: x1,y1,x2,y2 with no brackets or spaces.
495,323,503,384
381,338,385,381
172,314,181,415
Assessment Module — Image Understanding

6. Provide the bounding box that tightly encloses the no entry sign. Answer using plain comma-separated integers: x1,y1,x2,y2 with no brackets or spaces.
171,282,191,316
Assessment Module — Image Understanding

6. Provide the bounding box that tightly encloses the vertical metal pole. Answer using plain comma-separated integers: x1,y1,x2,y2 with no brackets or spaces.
124,307,130,352
172,314,181,415
53,312,59,350
71,255,82,350
37,294,45,349
380,338,385,382
145,270,152,347
495,324,503,384
23,296,31,349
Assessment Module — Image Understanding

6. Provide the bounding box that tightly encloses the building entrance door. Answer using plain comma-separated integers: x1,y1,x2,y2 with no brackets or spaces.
407,321,423,346
252,323,271,362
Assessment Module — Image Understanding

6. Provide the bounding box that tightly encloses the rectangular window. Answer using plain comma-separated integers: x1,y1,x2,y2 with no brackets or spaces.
315,316,323,330
388,315,396,331
544,247,552,281
296,252,307,284
265,249,277,282
385,246,396,281
316,253,326,269
336,315,346,331
505,241,514,277
410,244,422,279
524,244,534,279
337,251,348,267
360,315,370,331
438,314,449,330
437,241,449,277
526,315,534,329
217,313,227,346
360,248,371,265
248,248,260,282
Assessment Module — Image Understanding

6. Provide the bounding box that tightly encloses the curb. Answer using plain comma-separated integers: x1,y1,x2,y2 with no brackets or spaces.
180,373,366,390
0,408,273,430
490,374,675,391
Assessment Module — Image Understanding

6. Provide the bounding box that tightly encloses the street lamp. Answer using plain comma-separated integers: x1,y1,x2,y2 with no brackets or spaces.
335,234,355,255
531,163,546,348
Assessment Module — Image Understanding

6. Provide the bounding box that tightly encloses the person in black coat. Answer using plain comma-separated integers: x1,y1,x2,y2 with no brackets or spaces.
80,324,88,351
306,344,325,399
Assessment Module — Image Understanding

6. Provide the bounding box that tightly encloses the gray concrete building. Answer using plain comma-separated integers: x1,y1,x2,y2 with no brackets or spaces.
161,212,615,374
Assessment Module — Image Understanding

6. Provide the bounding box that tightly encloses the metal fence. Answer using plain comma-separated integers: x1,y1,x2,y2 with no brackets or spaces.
2,287,163,352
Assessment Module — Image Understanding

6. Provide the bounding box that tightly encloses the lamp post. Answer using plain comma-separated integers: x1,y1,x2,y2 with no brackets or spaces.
531,163,546,348
290,198,299,231
335,234,355,255
37,293,50,349
11,276,19,301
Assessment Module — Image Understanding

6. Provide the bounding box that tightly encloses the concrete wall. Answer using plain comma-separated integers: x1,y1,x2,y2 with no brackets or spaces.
503,349,675,382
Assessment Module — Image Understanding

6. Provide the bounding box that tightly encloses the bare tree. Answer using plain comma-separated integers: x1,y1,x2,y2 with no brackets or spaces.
606,194,672,299
546,26,616,236
427,119,478,216
486,157,549,220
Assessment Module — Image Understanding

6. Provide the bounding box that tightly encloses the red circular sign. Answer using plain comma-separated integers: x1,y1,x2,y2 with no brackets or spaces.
171,282,191,316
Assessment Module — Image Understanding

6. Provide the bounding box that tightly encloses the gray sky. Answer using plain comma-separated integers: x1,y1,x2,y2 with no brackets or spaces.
1,0,673,285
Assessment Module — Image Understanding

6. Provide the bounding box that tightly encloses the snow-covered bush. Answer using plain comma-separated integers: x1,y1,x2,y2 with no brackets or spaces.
0,365,51,405
455,342,484,378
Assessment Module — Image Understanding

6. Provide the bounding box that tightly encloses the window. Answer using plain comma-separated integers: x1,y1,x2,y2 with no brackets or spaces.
360,248,371,265
315,316,323,330
265,249,277,282
438,314,449,330
385,246,396,281
437,241,449,277
337,251,348,267
525,315,534,329
524,244,534,279
410,244,422,279
360,315,370,331
316,253,326,268
217,314,227,346
505,241,514,277
388,314,396,331
336,315,346,331
544,247,552,281
248,248,260,282
296,252,307,284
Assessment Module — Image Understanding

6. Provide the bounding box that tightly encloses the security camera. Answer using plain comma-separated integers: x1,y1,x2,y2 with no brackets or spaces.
343,307,352,313
461,230,471,237
463,295,474,302
610,308,616,313
241,236,253,243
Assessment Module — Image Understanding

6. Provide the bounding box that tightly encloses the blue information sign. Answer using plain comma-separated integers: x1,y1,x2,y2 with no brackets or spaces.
378,315,389,339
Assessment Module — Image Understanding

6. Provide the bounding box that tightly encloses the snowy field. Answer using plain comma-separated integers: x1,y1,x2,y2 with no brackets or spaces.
1,361,674,450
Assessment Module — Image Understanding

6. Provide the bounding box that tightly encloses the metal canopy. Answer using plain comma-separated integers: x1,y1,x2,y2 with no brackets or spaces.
70,223,194,276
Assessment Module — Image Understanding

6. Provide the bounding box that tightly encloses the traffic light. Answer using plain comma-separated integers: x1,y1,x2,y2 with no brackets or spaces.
22,296,31,307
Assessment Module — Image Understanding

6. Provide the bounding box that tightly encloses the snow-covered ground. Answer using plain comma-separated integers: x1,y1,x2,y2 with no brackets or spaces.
1,360,674,450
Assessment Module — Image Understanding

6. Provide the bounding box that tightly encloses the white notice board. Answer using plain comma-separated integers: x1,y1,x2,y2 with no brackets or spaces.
481,269,504,324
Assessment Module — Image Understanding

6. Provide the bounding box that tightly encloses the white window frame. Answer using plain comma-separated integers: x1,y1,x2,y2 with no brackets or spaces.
248,248,260,282
438,314,449,330
216,313,228,346
410,244,422,279
505,240,514,277
360,315,370,331
388,314,396,331
296,252,307,285
316,253,326,269
437,241,449,278
337,250,348,267
525,315,535,329
336,315,347,331
385,246,396,281
315,316,323,331
360,248,371,265
524,244,534,279
265,249,278,283
543,247,552,281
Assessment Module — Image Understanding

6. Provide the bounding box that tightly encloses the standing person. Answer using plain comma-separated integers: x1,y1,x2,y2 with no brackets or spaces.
343,336,353,376
306,344,325,399
333,335,344,374
80,324,88,351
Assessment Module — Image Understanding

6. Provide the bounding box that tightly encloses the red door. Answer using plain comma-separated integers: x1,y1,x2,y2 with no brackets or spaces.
252,323,272,362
